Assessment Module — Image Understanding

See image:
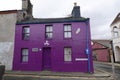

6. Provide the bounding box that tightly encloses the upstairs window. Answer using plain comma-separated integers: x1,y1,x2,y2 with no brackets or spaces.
64,47,72,62
21,48,29,62
64,25,72,38
22,26,30,40
45,25,53,39
113,27,118,38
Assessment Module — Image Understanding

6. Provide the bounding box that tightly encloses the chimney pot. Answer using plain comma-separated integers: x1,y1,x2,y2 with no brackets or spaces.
74,2,77,6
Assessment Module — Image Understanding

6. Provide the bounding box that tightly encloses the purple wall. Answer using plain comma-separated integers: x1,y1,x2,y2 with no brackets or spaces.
13,21,94,72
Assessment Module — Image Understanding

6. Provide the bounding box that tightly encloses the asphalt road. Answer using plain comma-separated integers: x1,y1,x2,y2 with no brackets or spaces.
94,62,120,80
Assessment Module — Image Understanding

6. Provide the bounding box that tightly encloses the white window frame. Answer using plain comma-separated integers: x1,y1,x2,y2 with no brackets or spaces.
64,25,72,38
114,32,118,38
21,48,29,62
113,27,119,38
64,47,72,62
22,26,30,40
45,25,53,39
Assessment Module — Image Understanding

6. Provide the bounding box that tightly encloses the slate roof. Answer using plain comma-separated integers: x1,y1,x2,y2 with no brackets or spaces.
17,17,89,25
92,40,111,48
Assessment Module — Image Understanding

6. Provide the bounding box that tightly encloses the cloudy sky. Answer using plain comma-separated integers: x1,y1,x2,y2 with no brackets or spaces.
0,0,120,40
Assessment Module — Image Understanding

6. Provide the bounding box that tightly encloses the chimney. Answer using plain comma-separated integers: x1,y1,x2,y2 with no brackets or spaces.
71,2,81,18
22,0,33,19
22,0,28,10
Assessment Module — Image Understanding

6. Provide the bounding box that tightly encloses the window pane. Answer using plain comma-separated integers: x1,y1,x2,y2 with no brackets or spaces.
46,33,52,39
64,32,68,38
64,54,72,61
68,32,71,38
23,34,30,40
46,33,49,38
46,27,50,32
64,32,71,38
45,26,53,39
22,56,28,62
22,49,28,55
22,49,28,62
64,48,72,61
64,48,71,54
46,26,53,32
49,33,53,38
114,32,118,38
64,26,68,31
64,25,72,38
23,27,30,33
49,27,53,32
67,48,71,54
64,48,68,54
113,27,118,32
67,25,71,31
64,25,71,31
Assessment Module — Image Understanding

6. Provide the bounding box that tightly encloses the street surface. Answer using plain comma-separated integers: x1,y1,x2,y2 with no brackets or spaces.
94,62,120,80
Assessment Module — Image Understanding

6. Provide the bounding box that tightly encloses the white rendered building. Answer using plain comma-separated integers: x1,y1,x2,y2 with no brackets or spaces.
111,13,120,62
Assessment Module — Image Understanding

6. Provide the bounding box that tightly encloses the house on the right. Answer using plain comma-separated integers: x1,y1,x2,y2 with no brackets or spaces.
110,13,120,62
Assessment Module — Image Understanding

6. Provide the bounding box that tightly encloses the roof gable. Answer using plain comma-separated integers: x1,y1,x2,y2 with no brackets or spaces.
111,13,120,26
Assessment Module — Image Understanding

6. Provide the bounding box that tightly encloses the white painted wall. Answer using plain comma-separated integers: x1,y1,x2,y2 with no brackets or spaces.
0,13,17,70
0,42,14,70
111,19,120,62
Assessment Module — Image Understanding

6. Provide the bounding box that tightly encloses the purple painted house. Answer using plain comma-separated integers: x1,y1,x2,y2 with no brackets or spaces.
13,2,93,73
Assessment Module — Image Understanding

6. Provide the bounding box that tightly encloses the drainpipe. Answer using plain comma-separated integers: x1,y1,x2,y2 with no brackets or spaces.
85,20,91,73
110,41,115,62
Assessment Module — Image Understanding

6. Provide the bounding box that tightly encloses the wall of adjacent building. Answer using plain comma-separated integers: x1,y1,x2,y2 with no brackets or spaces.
0,0,33,70
111,20,120,62
0,13,17,70
92,42,110,62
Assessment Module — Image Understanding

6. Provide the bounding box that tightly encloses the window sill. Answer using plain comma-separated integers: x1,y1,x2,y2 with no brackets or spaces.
21,62,28,64
63,38,72,40
64,61,73,64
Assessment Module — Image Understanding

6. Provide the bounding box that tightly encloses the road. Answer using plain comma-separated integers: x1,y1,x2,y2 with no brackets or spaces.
94,62,120,80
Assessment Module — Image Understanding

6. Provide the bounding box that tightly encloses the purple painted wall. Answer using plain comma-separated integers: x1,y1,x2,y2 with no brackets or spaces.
13,21,94,72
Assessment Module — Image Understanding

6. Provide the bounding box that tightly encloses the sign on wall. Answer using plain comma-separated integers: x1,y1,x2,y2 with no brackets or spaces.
32,48,39,52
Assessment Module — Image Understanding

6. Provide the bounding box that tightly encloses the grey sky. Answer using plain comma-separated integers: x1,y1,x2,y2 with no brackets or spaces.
0,0,120,40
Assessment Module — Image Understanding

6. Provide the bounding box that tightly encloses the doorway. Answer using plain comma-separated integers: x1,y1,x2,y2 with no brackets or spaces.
42,47,51,70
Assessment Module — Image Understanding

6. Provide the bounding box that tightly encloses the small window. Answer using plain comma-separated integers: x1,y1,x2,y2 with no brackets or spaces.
64,47,72,62
21,48,29,62
113,27,119,38
22,26,30,40
64,25,72,38
45,25,53,39
114,32,118,38
113,27,118,32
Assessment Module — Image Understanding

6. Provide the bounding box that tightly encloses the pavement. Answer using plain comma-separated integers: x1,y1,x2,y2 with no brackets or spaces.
3,61,118,80
3,67,114,80
94,61,120,67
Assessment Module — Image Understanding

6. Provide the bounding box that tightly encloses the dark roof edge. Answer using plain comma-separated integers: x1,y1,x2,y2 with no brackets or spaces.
16,18,89,25
0,10,17,14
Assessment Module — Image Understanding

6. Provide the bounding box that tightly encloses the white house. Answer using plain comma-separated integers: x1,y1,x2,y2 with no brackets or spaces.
111,13,120,62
